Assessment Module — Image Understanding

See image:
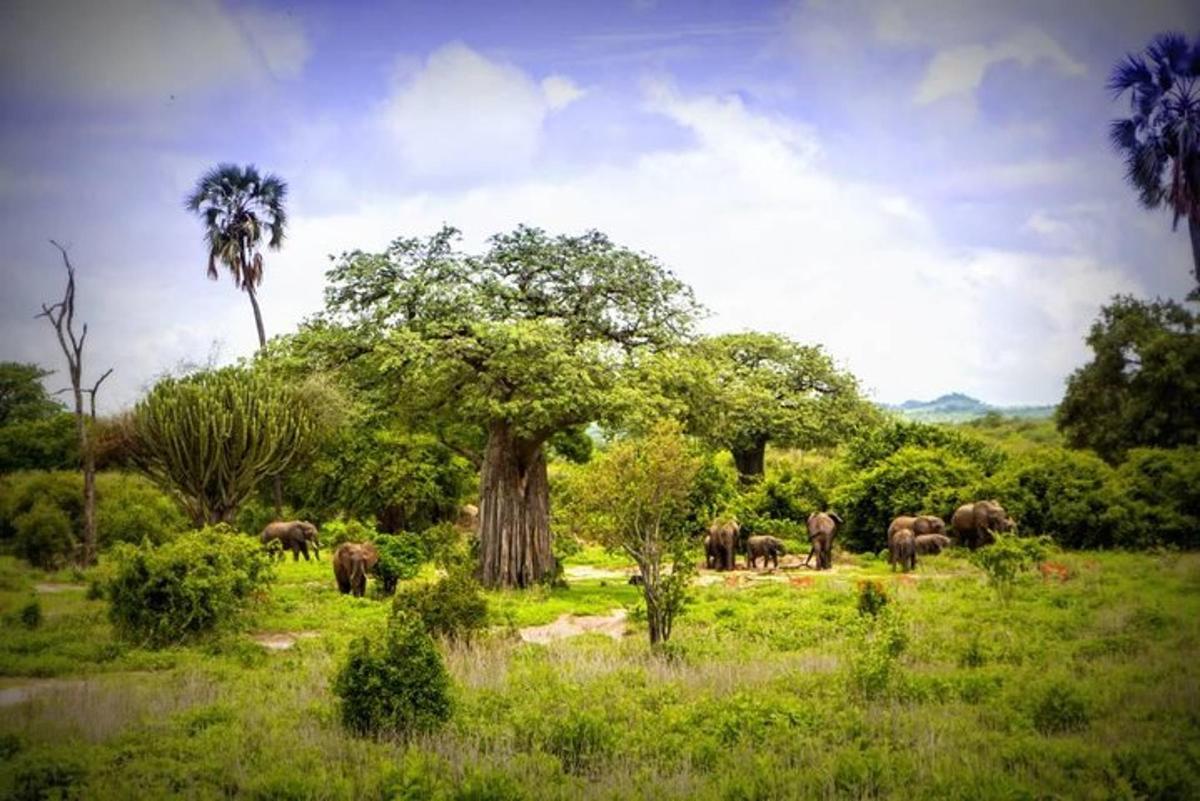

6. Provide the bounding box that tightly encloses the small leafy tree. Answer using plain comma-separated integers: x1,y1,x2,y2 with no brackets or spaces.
107,528,273,646
371,533,425,595
569,420,701,646
124,367,318,525
393,569,489,641
333,612,453,738
970,533,1051,599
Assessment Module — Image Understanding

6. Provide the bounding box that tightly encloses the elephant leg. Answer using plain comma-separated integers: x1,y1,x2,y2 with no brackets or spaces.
300,542,311,561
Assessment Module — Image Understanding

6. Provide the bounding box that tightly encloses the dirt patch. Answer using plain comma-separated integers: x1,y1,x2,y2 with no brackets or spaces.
0,679,87,708
563,565,632,582
34,582,85,594
519,610,627,644
250,631,320,651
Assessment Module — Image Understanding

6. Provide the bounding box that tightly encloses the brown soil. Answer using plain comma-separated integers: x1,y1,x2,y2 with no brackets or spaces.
518,610,627,644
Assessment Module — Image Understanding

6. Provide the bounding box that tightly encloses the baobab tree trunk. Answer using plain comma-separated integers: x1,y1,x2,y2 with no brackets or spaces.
731,438,767,483
478,423,553,588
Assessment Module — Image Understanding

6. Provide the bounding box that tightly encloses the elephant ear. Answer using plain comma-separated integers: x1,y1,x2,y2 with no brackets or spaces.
361,543,380,568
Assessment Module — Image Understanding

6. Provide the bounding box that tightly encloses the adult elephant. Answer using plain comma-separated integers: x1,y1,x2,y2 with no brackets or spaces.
746,535,785,569
707,520,739,571
806,512,841,570
914,533,951,555
887,515,945,545
260,520,321,561
889,528,917,571
332,542,379,597
951,501,1014,550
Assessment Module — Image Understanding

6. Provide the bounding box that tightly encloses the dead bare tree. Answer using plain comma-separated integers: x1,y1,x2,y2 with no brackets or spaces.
37,241,111,566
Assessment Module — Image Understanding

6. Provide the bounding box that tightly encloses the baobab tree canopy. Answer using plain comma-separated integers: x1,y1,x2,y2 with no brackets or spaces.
322,225,701,587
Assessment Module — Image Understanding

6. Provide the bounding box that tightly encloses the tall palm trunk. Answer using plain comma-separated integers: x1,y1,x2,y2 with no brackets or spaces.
1189,216,1200,290
477,422,554,588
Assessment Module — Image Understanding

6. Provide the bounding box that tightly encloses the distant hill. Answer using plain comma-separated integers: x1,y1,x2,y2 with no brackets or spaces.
882,393,1055,423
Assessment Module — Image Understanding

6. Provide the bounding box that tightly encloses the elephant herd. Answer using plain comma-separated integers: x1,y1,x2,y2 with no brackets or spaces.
258,520,378,598
700,500,1014,574
886,500,1014,572
703,511,844,572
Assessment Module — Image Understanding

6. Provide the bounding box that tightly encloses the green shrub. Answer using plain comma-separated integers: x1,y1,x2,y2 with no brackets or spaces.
970,534,1050,598
845,419,1005,472
333,612,453,738
107,527,273,646
1113,447,1200,548
372,533,425,595
1116,745,1199,800
0,413,78,473
856,580,888,617
393,570,488,641
18,599,41,629
321,518,378,547
13,500,76,568
6,748,88,801
845,606,908,700
95,472,187,547
0,471,80,543
418,521,463,563
539,708,615,775
1031,681,1090,734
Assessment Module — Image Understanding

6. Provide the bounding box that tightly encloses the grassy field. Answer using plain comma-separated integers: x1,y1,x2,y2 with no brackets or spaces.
1,547,1198,799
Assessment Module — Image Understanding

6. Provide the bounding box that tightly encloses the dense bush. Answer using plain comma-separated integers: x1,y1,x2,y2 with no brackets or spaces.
739,467,827,524
0,471,186,564
12,501,75,568
0,413,77,473
1113,448,1200,548
833,446,985,551
970,533,1050,597
393,569,488,641
321,518,379,548
371,532,425,595
332,612,453,738
844,419,1005,473
107,528,273,646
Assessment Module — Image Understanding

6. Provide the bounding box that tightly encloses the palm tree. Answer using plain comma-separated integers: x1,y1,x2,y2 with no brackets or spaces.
184,164,288,348
1109,33,1200,288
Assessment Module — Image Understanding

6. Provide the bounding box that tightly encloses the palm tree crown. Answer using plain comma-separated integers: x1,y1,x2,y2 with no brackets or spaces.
185,163,288,292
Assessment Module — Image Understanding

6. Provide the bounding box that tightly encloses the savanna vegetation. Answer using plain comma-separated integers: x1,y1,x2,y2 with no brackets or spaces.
1,29,1199,800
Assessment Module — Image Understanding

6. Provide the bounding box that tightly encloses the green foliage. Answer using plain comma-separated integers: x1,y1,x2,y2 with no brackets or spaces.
1058,296,1200,461
970,533,1050,597
738,465,828,527
332,612,453,738
855,580,888,617
372,533,425,595
12,500,75,569
565,420,701,645
844,418,1005,472
322,518,379,548
6,748,88,801
393,570,488,641
0,413,77,472
0,471,186,560
107,528,273,646
126,367,320,525
1114,447,1200,548
1031,681,1090,734
18,598,41,629
833,446,986,551
845,605,908,700
0,362,62,425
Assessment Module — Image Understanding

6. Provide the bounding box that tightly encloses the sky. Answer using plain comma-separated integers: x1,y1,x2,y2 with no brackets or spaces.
1,0,1198,411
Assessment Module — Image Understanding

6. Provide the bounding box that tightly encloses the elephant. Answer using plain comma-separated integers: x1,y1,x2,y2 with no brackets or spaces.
806,512,841,570
260,520,321,561
333,542,379,597
706,520,740,571
887,515,946,547
914,533,951,555
951,500,1014,550
457,504,479,531
889,527,917,571
628,573,645,586
746,535,786,569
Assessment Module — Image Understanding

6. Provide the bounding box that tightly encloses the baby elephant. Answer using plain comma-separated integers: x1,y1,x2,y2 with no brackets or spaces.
746,535,786,569
333,542,379,597
260,520,321,561
889,528,917,572
914,533,951,555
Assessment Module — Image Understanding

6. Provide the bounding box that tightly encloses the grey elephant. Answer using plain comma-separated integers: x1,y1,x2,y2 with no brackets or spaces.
746,535,786,569
260,520,321,561
806,512,841,570
887,515,945,546
951,501,1013,550
889,527,917,571
914,533,951,555
706,520,739,571
332,542,379,597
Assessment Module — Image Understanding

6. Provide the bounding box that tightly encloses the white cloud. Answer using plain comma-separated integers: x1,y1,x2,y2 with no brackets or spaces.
270,85,1133,406
914,28,1086,105
0,0,309,101
379,43,585,178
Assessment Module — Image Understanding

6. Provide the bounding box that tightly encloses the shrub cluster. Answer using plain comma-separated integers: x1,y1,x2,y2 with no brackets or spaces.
332,612,453,738
393,569,489,641
107,527,273,646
